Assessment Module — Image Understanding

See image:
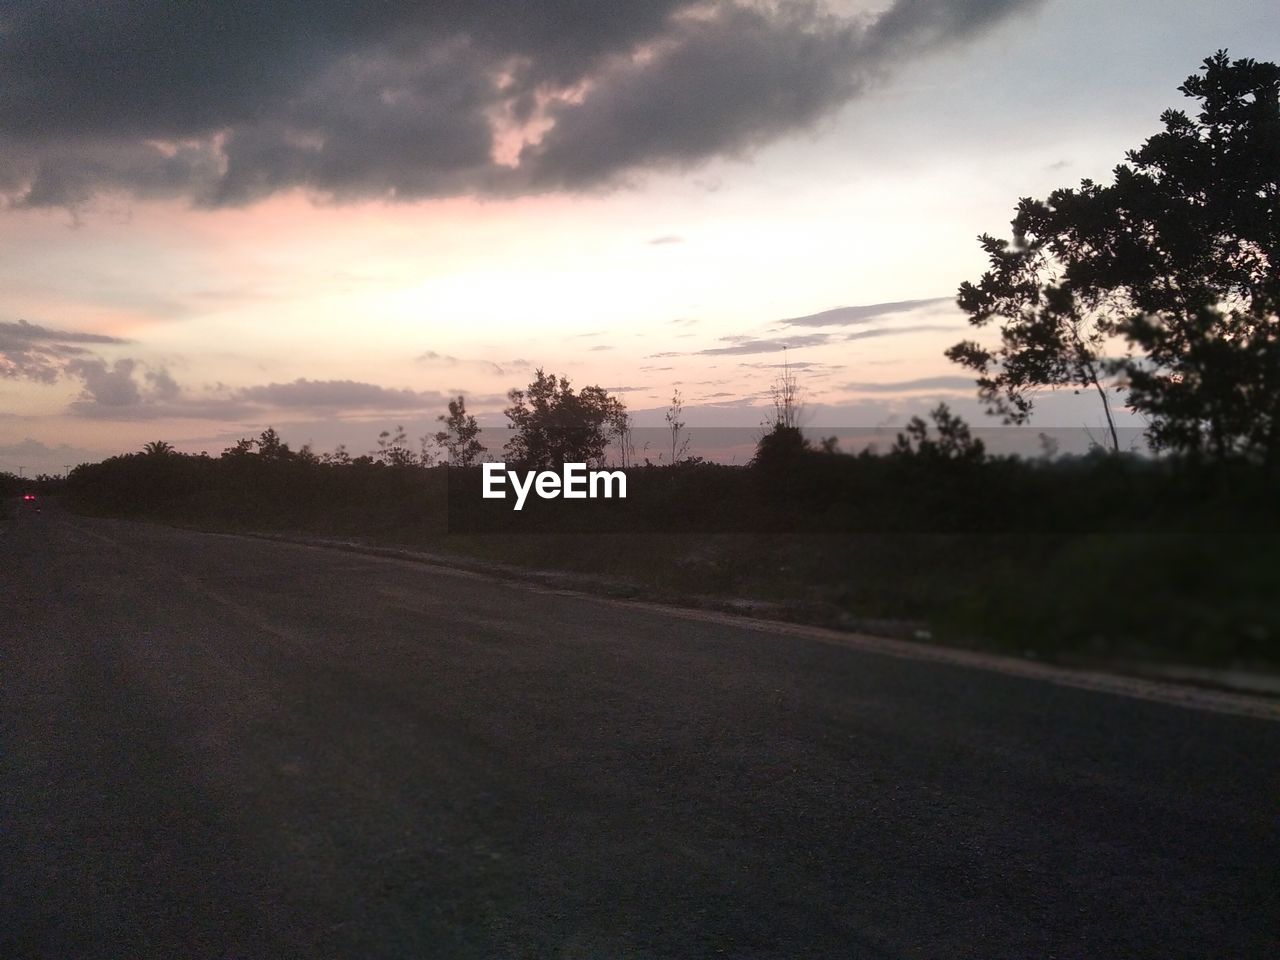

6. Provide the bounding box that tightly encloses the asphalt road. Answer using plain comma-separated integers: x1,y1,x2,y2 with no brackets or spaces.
2,502,1277,958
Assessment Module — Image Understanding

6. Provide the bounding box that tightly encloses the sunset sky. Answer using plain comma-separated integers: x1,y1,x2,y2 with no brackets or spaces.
2,0,1276,472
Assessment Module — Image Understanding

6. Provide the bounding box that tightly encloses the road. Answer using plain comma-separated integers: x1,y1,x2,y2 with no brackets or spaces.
2,503,1277,958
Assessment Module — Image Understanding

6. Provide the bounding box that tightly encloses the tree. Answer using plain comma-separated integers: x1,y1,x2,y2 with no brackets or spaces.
947,230,1122,451
751,422,809,468
142,440,174,456
617,411,636,468
375,425,417,467
753,351,808,468
255,427,291,459
949,51,1279,462
434,395,486,466
503,369,628,468
891,404,986,463
665,389,690,465
321,444,352,466
768,350,802,431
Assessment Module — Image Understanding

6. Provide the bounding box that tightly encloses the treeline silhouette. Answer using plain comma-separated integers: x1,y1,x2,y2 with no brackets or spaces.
61,397,1280,538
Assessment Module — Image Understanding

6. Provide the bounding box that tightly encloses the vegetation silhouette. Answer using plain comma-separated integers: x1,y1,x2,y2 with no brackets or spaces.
949,51,1279,463
434,396,485,467
503,369,628,469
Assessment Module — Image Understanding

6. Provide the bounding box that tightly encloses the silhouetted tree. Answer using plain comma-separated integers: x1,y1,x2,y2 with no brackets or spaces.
255,427,291,459
891,403,986,463
375,425,417,467
665,389,690,465
142,440,174,456
321,444,351,466
768,351,802,431
752,423,809,469
434,395,486,466
617,411,637,468
504,369,628,468
950,51,1280,462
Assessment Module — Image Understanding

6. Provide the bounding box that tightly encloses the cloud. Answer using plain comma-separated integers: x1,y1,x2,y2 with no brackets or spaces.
236,378,444,410
842,375,976,393
416,350,460,364
648,235,684,245
738,360,835,370
0,319,128,383
63,365,448,421
644,303,967,361
779,297,953,327
845,323,958,341
487,358,532,377
64,358,236,419
646,331,851,358
67,358,145,408
0,1,1043,208
695,332,837,356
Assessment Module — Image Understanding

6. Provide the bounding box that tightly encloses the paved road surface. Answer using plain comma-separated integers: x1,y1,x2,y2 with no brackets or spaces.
2,503,1277,958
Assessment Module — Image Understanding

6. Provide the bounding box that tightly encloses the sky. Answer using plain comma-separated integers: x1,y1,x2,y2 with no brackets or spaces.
1,0,1277,472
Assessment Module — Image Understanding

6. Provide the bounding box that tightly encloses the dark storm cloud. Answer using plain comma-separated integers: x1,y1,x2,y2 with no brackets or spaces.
779,297,953,327
0,0,1042,208
0,319,128,382
515,2,866,188
861,0,1043,56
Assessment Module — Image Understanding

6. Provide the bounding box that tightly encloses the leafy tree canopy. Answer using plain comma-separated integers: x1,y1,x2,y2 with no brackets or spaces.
949,51,1279,462
435,395,486,467
503,369,627,468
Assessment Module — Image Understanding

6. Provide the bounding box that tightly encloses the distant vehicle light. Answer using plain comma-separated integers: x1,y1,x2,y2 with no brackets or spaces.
23,494,36,501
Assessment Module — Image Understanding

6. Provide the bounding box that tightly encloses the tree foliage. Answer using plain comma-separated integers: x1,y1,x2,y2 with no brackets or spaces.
434,395,486,466
949,51,1280,462
375,425,418,467
891,404,986,463
665,389,690,465
503,369,628,468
